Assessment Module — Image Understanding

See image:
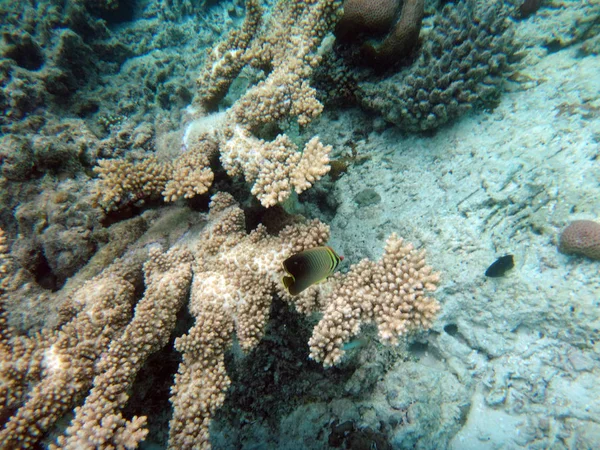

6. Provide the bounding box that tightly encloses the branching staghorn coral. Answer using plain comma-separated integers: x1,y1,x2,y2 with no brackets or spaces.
56,246,193,449
0,252,146,448
168,192,332,448
92,134,219,211
195,0,263,110
94,0,342,211
308,234,440,367
168,193,440,447
196,0,341,121
1,193,440,448
0,229,8,282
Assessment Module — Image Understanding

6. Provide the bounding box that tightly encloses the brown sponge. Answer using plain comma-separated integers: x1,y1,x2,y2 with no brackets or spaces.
558,220,600,260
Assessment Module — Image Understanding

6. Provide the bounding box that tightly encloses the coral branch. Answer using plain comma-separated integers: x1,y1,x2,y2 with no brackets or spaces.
56,246,192,449
308,234,440,367
0,255,145,448
94,0,342,210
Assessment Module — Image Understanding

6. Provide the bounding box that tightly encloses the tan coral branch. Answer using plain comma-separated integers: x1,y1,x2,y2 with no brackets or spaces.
56,246,192,449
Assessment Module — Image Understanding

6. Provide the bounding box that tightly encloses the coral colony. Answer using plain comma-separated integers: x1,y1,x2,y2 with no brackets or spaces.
1,1,441,448
1,0,598,449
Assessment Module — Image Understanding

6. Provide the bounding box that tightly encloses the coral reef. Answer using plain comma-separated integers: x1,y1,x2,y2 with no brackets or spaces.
3,0,595,448
95,0,342,209
0,118,100,181
0,0,242,244
558,220,600,260
0,193,440,448
357,0,515,131
0,229,9,292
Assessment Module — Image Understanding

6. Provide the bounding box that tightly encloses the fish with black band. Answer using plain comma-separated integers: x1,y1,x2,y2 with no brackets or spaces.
282,246,344,296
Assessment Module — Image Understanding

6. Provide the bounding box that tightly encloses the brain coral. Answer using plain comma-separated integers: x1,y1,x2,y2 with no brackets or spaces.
356,0,515,132
558,220,600,260
335,0,400,40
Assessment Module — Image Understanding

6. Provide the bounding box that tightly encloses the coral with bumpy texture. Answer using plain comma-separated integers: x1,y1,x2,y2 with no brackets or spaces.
94,0,339,210
56,246,193,449
93,156,172,211
308,233,440,367
95,133,219,210
1,194,441,449
336,0,399,40
211,0,341,206
0,228,10,278
195,0,263,109
0,255,144,448
558,220,600,260
357,0,514,131
221,128,331,207
169,192,331,448
163,134,218,202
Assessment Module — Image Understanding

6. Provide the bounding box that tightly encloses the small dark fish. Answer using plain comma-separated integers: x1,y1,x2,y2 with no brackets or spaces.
485,255,514,277
282,246,343,296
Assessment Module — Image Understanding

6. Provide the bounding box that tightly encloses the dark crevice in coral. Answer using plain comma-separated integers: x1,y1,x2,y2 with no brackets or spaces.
2,32,45,71
217,299,360,430
544,39,565,54
184,193,212,213
88,0,137,26
408,341,429,358
33,251,60,291
99,203,144,227
517,0,544,19
328,419,393,449
444,323,459,336
123,304,194,449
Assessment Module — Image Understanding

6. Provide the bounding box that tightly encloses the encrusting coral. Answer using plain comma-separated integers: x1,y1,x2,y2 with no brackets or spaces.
0,192,441,449
558,220,600,260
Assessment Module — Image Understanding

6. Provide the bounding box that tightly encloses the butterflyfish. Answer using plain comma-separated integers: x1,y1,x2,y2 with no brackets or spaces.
282,246,343,296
